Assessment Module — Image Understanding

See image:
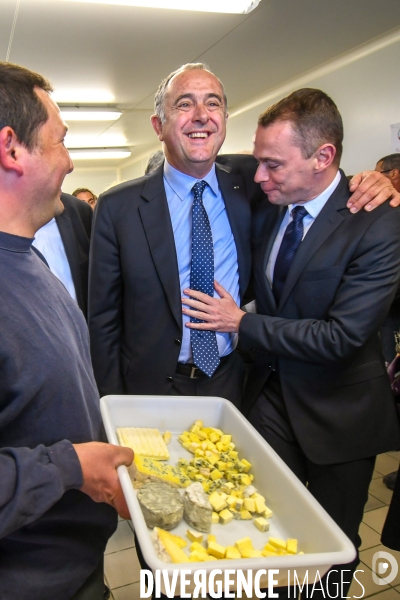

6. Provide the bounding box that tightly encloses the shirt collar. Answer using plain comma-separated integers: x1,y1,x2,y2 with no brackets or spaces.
164,159,219,201
291,170,341,219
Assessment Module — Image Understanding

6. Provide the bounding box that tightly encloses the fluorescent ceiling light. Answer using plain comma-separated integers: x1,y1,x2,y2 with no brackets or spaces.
52,89,115,103
69,148,131,160
65,134,127,148
62,0,260,14
60,106,122,121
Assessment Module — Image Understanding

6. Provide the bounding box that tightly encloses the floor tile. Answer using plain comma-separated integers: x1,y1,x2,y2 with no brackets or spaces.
366,588,400,599
375,454,400,476
369,477,394,505
373,469,384,480
106,520,136,555
363,506,389,534
396,585,400,592
105,547,141,590
349,564,390,597
360,544,400,587
387,451,400,461
364,493,386,512
359,522,382,551
112,582,141,600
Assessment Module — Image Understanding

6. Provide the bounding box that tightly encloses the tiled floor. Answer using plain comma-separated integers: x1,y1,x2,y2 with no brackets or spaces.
104,451,400,599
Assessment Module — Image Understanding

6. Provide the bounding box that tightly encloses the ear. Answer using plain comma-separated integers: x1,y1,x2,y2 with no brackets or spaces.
151,114,164,141
0,127,26,176
314,143,336,172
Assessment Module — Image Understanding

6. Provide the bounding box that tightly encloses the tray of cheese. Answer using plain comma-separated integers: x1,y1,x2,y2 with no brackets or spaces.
100,395,355,591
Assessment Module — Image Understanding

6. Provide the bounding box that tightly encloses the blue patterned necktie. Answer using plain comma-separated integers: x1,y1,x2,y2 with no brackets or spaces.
273,205,308,304
190,180,220,377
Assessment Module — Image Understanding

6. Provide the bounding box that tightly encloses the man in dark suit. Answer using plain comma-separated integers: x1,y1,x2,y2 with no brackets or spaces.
182,88,400,597
89,63,256,406
33,192,92,317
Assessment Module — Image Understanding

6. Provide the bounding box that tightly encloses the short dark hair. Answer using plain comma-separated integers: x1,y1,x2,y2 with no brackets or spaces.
377,153,400,172
258,88,343,166
145,150,164,175
0,62,53,151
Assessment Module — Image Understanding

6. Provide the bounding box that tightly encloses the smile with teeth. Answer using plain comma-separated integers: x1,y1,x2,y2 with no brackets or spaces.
188,132,210,138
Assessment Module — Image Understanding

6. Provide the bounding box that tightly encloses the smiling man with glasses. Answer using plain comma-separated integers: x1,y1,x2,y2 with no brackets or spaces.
376,153,400,192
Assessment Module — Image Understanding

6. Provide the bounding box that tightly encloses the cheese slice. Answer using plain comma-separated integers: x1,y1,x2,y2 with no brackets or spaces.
117,427,169,459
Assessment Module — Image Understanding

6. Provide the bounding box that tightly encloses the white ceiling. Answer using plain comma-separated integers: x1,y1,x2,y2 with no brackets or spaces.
3,0,400,169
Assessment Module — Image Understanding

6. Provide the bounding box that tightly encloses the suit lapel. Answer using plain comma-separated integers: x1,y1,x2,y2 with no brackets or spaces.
55,208,84,307
277,175,348,311
216,164,251,299
259,204,286,314
139,167,182,329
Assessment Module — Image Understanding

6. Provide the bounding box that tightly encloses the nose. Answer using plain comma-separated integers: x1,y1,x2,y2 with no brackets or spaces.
192,102,208,124
254,163,268,183
67,152,74,174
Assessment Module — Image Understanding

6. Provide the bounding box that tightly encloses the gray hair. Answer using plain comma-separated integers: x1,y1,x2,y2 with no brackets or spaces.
154,63,228,123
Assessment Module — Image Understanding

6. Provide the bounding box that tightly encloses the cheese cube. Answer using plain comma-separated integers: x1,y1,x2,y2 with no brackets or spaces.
254,517,270,532
211,512,219,524
268,537,287,551
209,492,227,512
226,546,241,559
286,539,298,554
263,505,273,519
240,509,253,520
241,549,263,558
187,530,203,543
235,537,253,556
208,541,226,559
219,509,233,524
243,498,256,512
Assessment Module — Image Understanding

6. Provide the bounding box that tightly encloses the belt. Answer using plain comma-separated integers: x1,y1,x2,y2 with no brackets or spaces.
176,354,230,379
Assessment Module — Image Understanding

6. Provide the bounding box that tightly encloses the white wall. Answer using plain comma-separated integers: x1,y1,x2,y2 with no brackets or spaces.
222,31,400,175
63,168,119,197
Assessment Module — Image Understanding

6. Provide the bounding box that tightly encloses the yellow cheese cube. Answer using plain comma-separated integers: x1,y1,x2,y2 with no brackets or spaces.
268,537,287,551
219,509,233,524
207,534,217,543
261,549,277,557
287,539,298,554
226,546,241,559
254,517,270,532
254,497,267,514
239,459,252,473
190,542,208,554
235,537,254,556
241,549,263,558
220,435,232,445
208,541,226,559
210,469,223,481
263,505,273,519
209,492,227,512
240,509,253,520
209,432,220,443
211,512,219,524
263,543,277,552
243,498,256,512
187,530,203,543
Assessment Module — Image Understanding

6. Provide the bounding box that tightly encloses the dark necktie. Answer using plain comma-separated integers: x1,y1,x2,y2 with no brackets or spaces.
273,205,308,304
189,180,220,377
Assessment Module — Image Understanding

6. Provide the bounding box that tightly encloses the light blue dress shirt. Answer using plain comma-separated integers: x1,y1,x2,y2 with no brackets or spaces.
33,218,77,302
164,160,240,363
267,171,341,286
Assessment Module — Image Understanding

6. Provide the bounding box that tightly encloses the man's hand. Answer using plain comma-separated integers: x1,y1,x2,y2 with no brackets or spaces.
182,281,245,333
347,170,400,213
73,442,133,520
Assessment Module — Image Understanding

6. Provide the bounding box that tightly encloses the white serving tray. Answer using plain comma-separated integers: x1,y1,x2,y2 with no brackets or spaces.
101,395,355,591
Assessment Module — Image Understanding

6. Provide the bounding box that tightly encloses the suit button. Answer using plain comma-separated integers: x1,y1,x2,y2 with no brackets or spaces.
175,339,181,345
268,364,272,369
166,376,173,381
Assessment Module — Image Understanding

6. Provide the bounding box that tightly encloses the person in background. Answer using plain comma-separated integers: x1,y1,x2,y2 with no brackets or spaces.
144,149,164,175
182,88,400,599
0,61,133,600
33,192,92,317
375,154,400,491
73,186,97,209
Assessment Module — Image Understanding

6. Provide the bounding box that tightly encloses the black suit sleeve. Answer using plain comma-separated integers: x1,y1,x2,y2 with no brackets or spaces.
88,196,124,395
240,208,400,364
